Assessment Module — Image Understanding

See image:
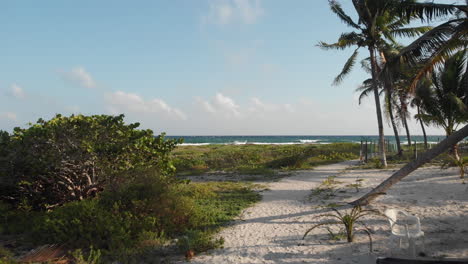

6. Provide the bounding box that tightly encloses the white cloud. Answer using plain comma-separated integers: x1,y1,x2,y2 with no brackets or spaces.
203,0,264,25
9,83,26,99
0,112,17,121
197,93,241,118
60,67,96,88
105,91,187,120
248,97,294,114
196,94,296,121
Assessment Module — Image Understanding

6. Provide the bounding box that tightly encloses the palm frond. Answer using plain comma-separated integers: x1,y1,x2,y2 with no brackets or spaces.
318,32,364,51
390,26,432,38
329,0,362,30
447,92,468,114
398,2,458,22
360,57,372,74
356,79,374,105
407,22,467,92
399,19,462,67
333,49,359,85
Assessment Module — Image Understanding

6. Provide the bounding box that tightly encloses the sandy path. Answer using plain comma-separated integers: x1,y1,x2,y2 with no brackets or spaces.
179,161,468,264
184,160,358,264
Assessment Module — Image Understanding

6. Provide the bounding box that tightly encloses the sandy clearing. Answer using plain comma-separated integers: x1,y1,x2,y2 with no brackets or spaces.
179,161,468,264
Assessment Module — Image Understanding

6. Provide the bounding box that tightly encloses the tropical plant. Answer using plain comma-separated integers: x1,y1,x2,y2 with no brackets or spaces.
356,64,404,156
441,155,467,184
417,50,468,160
321,0,431,167
302,205,377,251
410,79,432,149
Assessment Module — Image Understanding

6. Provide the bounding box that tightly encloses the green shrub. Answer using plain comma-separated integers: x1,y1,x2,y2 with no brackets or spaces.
33,199,134,250
178,230,224,253
30,170,240,256
71,247,102,264
0,114,180,210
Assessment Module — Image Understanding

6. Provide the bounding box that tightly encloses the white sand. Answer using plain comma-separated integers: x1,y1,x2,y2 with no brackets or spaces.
180,161,468,264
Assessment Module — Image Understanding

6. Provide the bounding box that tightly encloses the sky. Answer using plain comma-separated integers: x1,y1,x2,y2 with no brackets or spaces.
1,0,459,135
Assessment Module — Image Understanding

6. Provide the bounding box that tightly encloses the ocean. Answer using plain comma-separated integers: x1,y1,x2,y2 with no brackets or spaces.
166,135,446,146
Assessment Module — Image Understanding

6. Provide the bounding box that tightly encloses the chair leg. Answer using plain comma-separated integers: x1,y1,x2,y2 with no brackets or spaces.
421,235,425,254
409,238,416,257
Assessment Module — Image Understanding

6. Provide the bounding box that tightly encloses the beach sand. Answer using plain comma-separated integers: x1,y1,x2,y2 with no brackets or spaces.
179,161,468,264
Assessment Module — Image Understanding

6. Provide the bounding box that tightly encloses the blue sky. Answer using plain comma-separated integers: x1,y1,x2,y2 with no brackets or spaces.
0,0,453,135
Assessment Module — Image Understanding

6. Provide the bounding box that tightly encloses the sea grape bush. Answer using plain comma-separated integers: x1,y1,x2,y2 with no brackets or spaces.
0,114,180,210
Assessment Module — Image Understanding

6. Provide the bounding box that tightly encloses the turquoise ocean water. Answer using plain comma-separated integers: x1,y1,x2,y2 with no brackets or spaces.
166,135,446,146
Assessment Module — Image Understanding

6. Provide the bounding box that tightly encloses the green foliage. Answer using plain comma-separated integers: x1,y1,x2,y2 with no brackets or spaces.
417,51,468,137
346,178,365,193
6,169,260,261
0,246,17,264
178,230,224,254
441,155,468,184
71,247,102,264
303,206,378,252
172,143,359,175
32,170,192,252
309,176,343,200
0,114,180,210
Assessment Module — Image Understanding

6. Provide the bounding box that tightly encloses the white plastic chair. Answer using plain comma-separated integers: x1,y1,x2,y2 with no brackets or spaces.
384,209,425,257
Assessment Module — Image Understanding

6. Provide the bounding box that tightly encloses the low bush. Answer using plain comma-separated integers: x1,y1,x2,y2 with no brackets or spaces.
172,143,360,175
10,171,260,261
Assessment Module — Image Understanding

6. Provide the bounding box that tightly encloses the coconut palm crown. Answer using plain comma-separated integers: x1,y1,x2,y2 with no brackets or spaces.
320,0,431,167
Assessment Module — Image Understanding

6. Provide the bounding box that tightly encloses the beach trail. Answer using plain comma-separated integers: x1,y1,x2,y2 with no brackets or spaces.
183,160,359,264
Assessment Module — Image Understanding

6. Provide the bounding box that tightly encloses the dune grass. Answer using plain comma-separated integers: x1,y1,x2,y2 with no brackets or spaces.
172,143,360,176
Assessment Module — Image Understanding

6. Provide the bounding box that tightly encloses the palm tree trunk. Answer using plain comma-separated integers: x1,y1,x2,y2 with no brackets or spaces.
398,95,412,147
402,116,412,147
453,144,461,161
351,123,468,206
386,89,403,156
369,46,387,167
417,106,428,150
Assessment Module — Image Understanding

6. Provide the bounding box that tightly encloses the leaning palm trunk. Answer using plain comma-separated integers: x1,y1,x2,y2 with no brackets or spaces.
370,46,387,167
417,106,428,149
351,123,468,206
386,88,403,155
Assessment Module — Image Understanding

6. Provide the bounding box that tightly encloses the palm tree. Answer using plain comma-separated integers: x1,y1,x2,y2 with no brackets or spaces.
410,79,432,149
321,0,430,167
417,50,468,160
351,1,463,206
356,72,404,156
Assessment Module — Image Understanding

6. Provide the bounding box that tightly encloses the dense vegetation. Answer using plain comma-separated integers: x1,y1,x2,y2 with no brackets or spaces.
0,115,261,263
0,114,180,210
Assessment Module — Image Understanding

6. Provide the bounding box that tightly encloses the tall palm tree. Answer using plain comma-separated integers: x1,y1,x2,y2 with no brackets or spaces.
321,0,430,167
356,67,404,156
417,50,468,160
351,1,463,206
